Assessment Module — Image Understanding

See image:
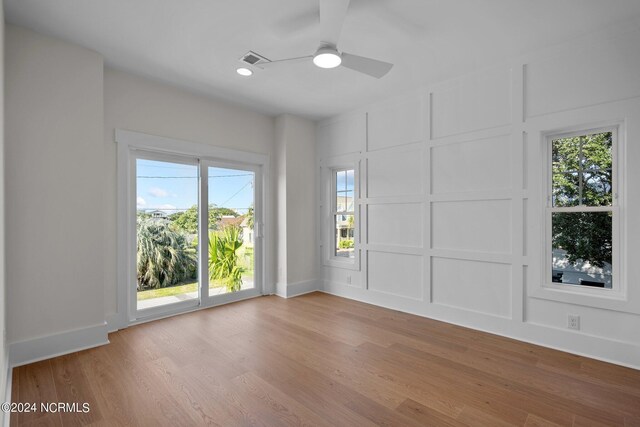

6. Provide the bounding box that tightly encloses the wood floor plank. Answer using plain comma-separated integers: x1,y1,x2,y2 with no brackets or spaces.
9,293,640,426
20,413,63,427
396,398,467,427
16,360,59,426
10,369,20,426
524,413,566,427
49,354,103,426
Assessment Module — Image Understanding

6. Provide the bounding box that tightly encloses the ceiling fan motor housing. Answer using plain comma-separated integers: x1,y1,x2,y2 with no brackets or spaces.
313,44,342,68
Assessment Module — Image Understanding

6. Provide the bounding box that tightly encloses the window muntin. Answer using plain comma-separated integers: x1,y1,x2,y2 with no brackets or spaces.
333,168,355,259
548,130,616,290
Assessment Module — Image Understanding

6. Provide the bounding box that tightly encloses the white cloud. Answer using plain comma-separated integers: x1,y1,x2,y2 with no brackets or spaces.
136,197,146,207
148,187,169,198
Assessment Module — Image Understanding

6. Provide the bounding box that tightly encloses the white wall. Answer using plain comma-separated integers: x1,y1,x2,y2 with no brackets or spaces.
275,116,288,289
0,0,7,412
104,68,276,323
5,26,106,351
274,114,317,297
318,23,640,368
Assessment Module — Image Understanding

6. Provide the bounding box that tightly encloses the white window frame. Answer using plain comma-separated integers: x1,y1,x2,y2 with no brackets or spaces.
113,129,270,330
542,125,624,300
321,154,360,270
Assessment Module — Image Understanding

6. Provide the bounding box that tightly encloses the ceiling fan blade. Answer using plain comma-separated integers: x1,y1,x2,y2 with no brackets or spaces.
256,56,313,69
319,0,351,46
341,52,393,78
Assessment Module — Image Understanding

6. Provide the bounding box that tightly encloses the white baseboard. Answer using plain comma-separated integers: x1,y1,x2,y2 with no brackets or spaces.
320,280,640,370
275,282,288,298
106,312,126,333
9,322,110,368
275,279,320,298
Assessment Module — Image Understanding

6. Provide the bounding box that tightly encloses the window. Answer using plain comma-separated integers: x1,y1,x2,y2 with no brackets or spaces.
320,155,359,270
546,128,618,290
333,168,355,259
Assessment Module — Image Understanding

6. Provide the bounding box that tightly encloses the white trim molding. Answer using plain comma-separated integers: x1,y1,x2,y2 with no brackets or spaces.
275,279,321,298
8,323,109,368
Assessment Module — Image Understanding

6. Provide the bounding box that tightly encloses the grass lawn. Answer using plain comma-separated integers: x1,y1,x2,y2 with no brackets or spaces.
137,273,254,301
137,282,198,300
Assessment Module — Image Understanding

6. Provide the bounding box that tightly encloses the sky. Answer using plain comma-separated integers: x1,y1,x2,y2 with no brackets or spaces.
136,159,254,215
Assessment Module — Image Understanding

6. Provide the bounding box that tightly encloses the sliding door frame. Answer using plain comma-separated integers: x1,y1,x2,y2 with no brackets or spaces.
113,129,271,330
130,150,202,321
200,159,263,305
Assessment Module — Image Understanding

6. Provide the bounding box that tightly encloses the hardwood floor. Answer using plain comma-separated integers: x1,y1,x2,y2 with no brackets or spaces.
10,292,640,426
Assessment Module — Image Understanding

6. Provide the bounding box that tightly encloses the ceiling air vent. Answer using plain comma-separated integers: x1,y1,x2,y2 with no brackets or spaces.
240,51,270,66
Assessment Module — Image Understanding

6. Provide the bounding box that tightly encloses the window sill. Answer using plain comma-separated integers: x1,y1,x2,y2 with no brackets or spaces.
530,284,640,314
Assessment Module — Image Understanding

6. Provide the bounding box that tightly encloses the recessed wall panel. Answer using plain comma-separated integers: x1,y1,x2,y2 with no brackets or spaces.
368,251,423,300
317,113,366,157
526,33,640,117
368,203,423,248
431,67,512,139
432,257,511,317
368,96,423,151
367,147,423,198
431,200,511,254
431,134,511,194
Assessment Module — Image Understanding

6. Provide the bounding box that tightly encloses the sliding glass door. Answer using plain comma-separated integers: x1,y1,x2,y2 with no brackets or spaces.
134,153,201,316
131,151,262,321
201,161,261,304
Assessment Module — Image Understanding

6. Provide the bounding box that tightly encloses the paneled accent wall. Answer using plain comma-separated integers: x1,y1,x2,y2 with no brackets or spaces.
318,23,640,368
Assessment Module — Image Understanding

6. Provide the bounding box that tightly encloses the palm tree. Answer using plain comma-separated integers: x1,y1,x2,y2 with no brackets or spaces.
209,225,244,292
136,218,196,290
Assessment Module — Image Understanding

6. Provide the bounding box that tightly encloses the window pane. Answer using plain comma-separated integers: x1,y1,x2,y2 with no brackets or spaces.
335,214,355,258
582,132,612,171
336,190,348,212
552,172,580,207
346,169,354,192
336,170,346,192
208,167,255,295
552,136,580,173
345,190,354,211
582,171,612,207
552,131,613,207
552,211,612,288
336,170,346,209
136,159,199,310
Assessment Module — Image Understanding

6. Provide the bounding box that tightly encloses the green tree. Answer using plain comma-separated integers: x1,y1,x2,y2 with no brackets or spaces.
552,132,612,207
136,218,197,290
552,212,612,268
169,204,239,233
246,205,254,229
137,211,151,220
209,225,244,292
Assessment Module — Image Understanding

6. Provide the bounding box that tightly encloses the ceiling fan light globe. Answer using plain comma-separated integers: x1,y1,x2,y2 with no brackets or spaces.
313,48,342,69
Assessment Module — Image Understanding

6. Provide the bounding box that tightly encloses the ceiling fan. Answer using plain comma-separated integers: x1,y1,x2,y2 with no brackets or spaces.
259,0,393,79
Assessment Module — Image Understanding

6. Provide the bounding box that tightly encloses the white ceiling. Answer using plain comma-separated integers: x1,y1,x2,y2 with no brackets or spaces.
5,0,640,119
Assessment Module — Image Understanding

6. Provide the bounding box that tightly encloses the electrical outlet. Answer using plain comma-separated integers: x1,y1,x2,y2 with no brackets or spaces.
346,275,351,284
568,315,580,330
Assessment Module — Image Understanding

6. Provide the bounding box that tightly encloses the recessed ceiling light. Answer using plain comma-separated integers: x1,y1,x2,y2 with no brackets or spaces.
236,67,253,76
313,46,342,69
